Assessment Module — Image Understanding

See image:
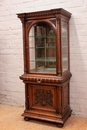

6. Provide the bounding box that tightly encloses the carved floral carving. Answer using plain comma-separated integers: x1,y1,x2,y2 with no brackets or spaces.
34,89,53,106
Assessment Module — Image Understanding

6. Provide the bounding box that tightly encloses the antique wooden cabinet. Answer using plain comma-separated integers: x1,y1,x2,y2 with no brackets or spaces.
17,8,72,127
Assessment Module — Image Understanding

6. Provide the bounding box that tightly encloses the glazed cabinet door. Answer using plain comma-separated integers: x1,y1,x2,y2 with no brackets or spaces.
29,22,56,74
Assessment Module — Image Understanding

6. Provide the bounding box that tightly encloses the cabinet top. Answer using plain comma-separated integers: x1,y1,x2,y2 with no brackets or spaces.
17,8,71,21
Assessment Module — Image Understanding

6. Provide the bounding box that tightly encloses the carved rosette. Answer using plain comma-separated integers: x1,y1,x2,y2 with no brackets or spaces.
34,89,53,106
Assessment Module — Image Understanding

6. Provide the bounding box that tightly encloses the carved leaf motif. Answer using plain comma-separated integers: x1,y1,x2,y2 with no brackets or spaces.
34,89,53,106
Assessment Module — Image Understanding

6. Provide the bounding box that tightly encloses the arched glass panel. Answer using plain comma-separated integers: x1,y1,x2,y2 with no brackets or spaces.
29,22,56,74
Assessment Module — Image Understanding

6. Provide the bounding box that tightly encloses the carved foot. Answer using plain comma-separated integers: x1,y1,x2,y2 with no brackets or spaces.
56,123,64,128
24,117,30,121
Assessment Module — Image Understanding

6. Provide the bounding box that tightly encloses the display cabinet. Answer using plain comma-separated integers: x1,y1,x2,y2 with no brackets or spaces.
17,8,72,127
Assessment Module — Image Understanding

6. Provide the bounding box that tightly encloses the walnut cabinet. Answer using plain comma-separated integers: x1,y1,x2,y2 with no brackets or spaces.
17,8,72,127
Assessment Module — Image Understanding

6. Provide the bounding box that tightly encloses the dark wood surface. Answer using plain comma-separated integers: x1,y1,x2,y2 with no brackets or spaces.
17,8,72,127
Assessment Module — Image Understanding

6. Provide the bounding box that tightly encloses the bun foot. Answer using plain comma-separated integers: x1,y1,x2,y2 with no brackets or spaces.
24,117,30,121
56,123,64,128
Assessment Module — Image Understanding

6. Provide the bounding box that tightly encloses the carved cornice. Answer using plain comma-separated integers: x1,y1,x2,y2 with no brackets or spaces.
17,8,71,22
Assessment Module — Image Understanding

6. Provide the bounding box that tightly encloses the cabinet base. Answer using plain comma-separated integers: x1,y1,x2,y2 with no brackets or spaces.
22,109,72,127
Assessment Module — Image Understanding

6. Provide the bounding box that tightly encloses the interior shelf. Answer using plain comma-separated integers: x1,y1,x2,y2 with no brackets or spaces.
30,57,56,62
29,36,55,38
30,46,55,49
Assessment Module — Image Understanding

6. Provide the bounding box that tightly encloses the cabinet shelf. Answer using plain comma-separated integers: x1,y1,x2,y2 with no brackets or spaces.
31,67,56,73
30,46,55,49
29,36,55,38
30,57,56,62
62,57,68,62
62,36,67,38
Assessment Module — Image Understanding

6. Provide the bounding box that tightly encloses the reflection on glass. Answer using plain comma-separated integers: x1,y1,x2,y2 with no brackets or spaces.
29,22,56,73
62,21,68,72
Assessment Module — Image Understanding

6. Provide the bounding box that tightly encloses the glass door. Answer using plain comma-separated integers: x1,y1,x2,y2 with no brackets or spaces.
29,22,56,74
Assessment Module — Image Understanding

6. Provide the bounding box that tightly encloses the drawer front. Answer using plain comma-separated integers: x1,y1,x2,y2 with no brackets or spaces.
28,85,57,112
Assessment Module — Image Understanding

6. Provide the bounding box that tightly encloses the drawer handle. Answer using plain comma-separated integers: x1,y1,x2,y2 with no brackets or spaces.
37,79,42,83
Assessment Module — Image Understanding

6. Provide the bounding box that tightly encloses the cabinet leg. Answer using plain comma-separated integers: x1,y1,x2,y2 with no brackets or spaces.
24,117,30,121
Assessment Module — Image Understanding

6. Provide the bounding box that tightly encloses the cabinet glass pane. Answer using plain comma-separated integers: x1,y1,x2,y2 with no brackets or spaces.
62,21,68,72
29,22,56,73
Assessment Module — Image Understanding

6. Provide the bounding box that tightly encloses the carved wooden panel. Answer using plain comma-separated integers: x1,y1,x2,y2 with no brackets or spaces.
28,85,57,111
34,89,53,106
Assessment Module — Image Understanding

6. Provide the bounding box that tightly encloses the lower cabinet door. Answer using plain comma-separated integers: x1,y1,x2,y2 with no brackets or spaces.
28,84,57,113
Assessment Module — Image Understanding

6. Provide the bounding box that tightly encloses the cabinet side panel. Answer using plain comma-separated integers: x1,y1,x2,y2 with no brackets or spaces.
63,82,70,112
57,86,62,114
